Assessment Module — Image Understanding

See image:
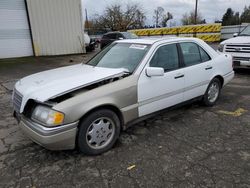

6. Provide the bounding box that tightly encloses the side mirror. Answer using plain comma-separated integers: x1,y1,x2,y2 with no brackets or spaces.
118,37,124,40
145,67,164,77
233,33,238,37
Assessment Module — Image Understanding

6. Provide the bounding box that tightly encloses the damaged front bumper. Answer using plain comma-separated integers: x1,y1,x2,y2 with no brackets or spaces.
14,112,78,150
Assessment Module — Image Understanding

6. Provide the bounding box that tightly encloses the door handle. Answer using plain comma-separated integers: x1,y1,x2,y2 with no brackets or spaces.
174,74,184,79
205,66,213,70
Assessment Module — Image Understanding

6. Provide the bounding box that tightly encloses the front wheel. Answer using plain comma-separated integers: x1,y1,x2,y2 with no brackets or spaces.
203,78,222,106
77,109,121,155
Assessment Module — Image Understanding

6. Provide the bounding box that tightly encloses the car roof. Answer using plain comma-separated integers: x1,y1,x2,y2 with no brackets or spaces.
104,31,121,35
104,31,133,35
116,37,201,45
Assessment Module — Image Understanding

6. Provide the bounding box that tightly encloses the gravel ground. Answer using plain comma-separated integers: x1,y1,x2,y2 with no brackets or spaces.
0,49,249,188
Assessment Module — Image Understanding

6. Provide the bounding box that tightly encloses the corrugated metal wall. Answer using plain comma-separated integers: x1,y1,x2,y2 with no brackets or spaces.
26,0,85,56
0,0,33,59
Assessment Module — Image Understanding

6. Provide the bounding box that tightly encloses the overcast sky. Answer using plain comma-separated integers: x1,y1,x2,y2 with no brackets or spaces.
83,0,249,25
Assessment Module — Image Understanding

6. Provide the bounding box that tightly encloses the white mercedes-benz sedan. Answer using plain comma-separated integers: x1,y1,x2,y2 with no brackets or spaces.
13,37,234,155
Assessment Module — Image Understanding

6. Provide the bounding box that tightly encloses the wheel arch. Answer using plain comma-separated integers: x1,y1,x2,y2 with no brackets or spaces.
78,104,124,130
76,104,124,154
213,75,224,87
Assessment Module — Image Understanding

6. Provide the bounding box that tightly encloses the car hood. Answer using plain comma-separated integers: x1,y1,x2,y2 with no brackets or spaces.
221,36,250,45
15,64,127,113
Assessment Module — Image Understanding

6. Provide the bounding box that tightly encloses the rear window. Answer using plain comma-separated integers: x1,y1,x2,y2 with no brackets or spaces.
179,42,211,66
121,32,138,39
199,47,211,62
102,34,116,39
107,34,117,39
180,42,201,66
102,35,109,39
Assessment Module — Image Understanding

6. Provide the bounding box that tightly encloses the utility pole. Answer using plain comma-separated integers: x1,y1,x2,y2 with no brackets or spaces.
194,0,198,25
85,8,89,31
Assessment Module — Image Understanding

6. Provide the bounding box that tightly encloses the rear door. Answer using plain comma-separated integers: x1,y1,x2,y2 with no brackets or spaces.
179,42,213,101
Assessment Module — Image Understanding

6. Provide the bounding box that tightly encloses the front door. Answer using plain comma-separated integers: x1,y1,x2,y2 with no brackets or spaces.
138,43,185,117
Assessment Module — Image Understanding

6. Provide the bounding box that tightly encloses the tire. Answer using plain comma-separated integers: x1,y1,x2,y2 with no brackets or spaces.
203,78,222,107
77,109,121,155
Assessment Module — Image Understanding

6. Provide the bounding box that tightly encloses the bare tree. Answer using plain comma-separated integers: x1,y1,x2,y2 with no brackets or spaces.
162,12,173,27
181,11,206,25
153,7,165,27
121,4,146,30
91,3,145,31
153,7,173,27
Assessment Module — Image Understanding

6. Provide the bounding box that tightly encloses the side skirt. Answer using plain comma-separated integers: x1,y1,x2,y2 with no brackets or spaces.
124,96,203,130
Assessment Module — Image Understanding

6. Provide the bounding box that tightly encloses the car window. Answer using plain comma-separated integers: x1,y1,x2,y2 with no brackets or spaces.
239,25,250,36
180,42,201,66
102,35,109,39
199,47,211,62
87,43,150,73
116,33,124,39
150,44,179,72
121,32,138,39
108,34,117,39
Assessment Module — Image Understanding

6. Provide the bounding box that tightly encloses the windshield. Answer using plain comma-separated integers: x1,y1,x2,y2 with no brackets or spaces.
121,32,138,39
87,43,150,73
239,25,250,36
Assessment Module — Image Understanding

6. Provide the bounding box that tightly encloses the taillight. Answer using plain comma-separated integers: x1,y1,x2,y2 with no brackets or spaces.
225,54,233,68
229,55,233,68
232,56,234,68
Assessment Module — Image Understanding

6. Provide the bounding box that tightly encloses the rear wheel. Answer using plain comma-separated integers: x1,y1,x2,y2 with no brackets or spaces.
77,109,120,155
203,78,221,106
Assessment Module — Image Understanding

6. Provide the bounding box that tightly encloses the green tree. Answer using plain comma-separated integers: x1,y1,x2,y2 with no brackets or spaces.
240,5,250,23
234,12,240,25
222,8,234,25
222,8,241,25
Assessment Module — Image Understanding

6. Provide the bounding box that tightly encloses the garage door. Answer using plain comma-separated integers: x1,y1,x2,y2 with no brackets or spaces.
0,0,33,59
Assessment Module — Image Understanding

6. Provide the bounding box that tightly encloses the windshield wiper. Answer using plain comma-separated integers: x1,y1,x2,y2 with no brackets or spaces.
123,71,132,75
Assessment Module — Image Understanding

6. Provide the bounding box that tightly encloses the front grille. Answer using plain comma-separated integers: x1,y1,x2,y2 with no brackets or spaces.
225,44,250,54
13,89,23,113
233,56,250,61
233,61,240,67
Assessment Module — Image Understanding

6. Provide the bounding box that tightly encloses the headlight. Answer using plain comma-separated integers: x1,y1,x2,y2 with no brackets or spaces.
218,44,225,52
31,105,64,126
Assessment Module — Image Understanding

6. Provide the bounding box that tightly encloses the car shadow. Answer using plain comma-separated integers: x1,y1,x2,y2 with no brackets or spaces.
234,68,250,76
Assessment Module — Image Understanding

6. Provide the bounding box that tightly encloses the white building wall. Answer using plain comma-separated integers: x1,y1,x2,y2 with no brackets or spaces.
0,0,33,59
26,0,85,56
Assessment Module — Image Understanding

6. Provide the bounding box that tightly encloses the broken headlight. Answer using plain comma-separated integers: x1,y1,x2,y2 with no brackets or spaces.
31,105,64,126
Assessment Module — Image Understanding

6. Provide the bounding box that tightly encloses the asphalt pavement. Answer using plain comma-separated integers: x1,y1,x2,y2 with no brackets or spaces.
0,48,249,188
